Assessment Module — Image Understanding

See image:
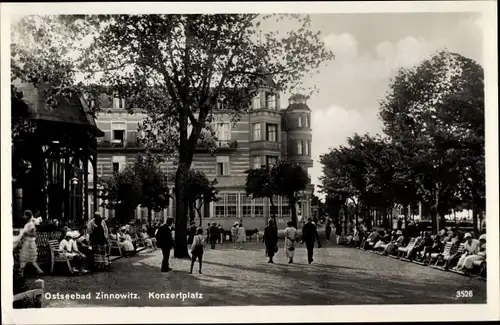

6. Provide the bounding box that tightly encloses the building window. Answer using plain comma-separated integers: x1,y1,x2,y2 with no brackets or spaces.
270,205,279,217
252,123,261,141
241,194,252,217
113,97,126,109
242,206,252,217
252,156,261,169
216,156,230,176
216,122,231,142
227,193,238,214
282,205,291,217
215,206,225,217
307,140,311,156
111,122,126,145
304,140,309,156
298,116,302,128
112,156,126,173
266,156,278,167
305,115,309,128
297,140,303,155
266,92,276,110
254,206,264,217
266,124,277,142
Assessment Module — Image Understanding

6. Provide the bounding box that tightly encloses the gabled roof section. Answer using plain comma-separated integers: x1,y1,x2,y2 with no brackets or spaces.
15,82,104,136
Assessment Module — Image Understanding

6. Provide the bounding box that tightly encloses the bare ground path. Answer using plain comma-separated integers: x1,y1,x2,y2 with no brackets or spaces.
40,240,486,307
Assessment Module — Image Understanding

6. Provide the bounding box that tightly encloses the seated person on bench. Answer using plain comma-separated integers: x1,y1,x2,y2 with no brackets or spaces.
363,229,380,250
453,233,483,273
383,230,404,255
59,231,88,273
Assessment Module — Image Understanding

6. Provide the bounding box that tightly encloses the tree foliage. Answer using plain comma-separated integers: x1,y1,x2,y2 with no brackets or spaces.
185,169,218,226
99,153,169,225
11,14,334,256
320,50,485,235
245,160,310,227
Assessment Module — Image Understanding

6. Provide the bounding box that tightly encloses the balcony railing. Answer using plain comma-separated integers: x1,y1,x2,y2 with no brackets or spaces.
250,140,280,151
98,137,237,152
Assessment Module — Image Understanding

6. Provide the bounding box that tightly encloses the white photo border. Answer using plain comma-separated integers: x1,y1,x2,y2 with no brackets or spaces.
1,1,498,324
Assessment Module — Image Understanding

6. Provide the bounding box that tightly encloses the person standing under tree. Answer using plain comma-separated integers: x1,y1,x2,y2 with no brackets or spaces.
263,220,279,263
156,218,174,272
189,228,205,274
301,218,322,264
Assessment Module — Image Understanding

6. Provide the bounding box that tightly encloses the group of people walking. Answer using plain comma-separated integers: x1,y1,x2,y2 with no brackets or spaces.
264,218,322,264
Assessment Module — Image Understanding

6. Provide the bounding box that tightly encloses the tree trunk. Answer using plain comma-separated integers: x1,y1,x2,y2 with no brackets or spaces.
174,165,190,258
195,200,204,228
147,207,152,227
289,196,298,228
431,185,440,234
188,201,195,224
269,196,277,226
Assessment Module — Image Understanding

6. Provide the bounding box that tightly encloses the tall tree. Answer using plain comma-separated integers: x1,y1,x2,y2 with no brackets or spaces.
271,161,310,228
98,166,142,225
12,14,334,257
245,166,277,223
379,50,484,234
133,154,170,226
185,169,218,227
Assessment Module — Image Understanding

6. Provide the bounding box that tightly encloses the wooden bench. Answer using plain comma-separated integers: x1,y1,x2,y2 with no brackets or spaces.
396,238,416,259
429,242,453,266
108,239,123,257
48,240,73,275
13,279,44,308
473,259,486,279
433,243,465,270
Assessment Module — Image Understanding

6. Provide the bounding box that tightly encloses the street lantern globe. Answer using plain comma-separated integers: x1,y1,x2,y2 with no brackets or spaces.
71,177,79,185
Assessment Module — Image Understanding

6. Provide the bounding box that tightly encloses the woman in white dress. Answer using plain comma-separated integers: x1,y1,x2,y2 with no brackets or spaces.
454,233,484,272
236,222,247,249
14,210,44,274
284,221,298,264
118,228,135,255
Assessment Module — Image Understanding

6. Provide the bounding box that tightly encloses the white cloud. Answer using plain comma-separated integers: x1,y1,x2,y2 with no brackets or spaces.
310,104,383,197
323,32,359,59
375,36,438,70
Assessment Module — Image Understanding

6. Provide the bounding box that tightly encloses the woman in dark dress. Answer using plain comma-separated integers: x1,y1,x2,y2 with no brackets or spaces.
263,220,279,263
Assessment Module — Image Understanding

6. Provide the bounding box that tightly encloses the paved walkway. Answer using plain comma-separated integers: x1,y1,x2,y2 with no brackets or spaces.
41,241,486,307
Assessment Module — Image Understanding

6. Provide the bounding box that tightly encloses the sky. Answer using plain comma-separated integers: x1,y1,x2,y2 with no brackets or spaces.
269,13,483,197
8,11,484,199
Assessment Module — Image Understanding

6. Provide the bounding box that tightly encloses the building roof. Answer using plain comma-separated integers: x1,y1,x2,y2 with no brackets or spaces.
15,82,104,136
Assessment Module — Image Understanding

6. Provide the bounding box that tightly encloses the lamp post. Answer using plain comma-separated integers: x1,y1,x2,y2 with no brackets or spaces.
71,177,79,225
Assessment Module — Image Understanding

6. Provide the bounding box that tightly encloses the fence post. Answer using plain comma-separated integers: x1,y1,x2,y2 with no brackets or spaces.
34,279,45,308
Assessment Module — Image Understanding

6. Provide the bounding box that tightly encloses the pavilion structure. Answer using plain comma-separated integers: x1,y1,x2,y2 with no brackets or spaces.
12,82,104,229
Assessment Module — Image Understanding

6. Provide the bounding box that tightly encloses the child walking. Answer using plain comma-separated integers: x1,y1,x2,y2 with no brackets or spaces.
189,228,205,274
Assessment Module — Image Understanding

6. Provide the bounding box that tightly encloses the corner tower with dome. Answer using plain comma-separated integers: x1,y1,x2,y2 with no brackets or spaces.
280,94,314,224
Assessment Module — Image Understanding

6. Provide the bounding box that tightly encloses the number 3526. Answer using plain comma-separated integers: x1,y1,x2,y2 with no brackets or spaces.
456,290,474,298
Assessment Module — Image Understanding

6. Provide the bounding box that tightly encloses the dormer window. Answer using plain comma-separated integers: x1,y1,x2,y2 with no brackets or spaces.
113,97,126,109
266,92,276,110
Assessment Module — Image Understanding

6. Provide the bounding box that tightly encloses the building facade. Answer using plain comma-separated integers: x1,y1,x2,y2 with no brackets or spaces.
88,89,314,230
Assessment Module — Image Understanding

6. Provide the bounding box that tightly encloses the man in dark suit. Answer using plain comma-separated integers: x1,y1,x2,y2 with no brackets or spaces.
156,217,174,272
301,218,321,264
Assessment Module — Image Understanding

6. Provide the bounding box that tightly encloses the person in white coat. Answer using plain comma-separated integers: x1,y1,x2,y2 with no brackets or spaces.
236,222,247,249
